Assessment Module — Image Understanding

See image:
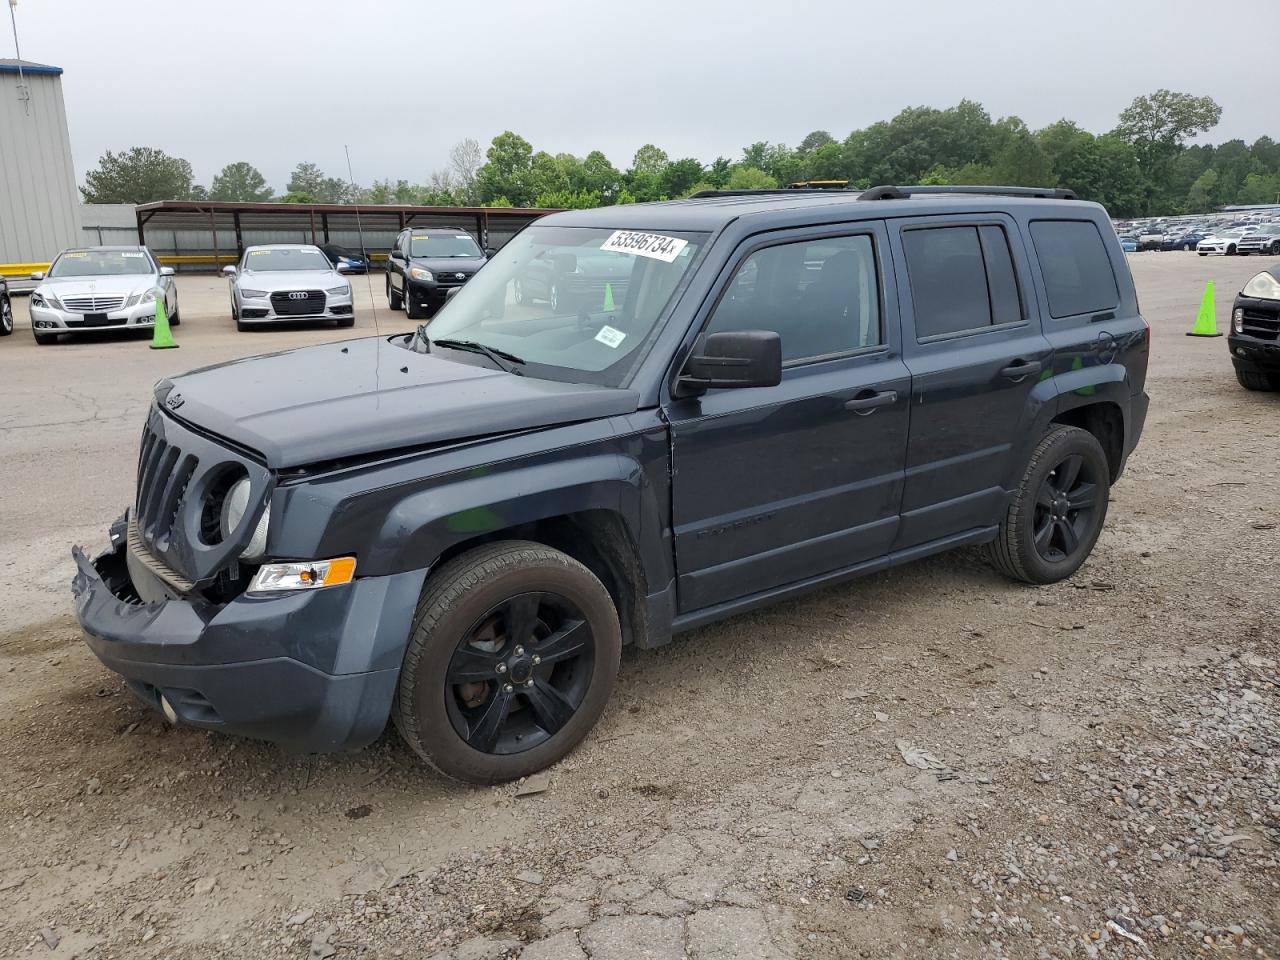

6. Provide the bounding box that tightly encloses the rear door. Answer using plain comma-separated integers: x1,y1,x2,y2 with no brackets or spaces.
888,214,1052,549
666,222,910,612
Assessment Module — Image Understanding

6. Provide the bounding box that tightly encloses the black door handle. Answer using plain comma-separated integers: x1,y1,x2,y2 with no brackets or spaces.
999,359,1042,381
844,390,897,414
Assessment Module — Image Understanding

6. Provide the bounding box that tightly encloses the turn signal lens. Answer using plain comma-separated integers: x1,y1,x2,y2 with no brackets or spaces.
247,557,356,595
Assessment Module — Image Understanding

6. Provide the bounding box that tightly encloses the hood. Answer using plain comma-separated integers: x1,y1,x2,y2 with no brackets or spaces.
408,255,487,276
40,274,154,296
161,337,640,469
238,268,343,291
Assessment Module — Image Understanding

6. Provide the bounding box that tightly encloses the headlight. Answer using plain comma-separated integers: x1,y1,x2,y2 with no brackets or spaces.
325,284,351,296
1233,308,1245,333
239,288,268,299
247,558,356,595
409,267,434,282
140,289,158,304
33,291,60,309
1242,271,1280,300
31,292,46,307
218,477,270,560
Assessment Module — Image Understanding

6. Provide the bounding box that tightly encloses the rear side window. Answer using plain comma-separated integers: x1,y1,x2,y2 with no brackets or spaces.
1029,220,1119,318
902,224,1024,339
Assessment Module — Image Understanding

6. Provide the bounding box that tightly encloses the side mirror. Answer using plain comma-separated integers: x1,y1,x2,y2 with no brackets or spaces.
676,330,782,396
30,271,44,280
222,265,238,277
444,286,462,301
159,266,175,277
485,247,497,257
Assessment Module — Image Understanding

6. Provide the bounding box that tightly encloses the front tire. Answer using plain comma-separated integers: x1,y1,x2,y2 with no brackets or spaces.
1235,367,1279,391
394,541,621,784
985,426,1110,585
0,295,12,336
1271,241,1280,256
387,276,403,311
406,289,426,320
1227,244,1237,256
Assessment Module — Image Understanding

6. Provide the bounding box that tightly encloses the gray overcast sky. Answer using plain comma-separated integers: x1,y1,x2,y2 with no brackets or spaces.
9,0,1280,192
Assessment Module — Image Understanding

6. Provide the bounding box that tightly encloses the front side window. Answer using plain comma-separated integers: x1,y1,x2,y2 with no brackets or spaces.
704,234,881,363
423,225,708,387
1029,220,1119,319
243,248,332,272
49,249,155,277
409,233,482,258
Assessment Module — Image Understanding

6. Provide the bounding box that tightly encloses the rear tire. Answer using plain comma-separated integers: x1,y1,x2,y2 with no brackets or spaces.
394,541,621,784
985,426,1110,585
0,294,12,336
1271,241,1280,256
1235,367,1279,391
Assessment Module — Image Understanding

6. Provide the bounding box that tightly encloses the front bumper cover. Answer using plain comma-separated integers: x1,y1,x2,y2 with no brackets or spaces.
71,522,427,752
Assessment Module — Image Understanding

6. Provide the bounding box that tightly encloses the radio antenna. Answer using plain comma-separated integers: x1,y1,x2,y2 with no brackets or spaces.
343,144,380,339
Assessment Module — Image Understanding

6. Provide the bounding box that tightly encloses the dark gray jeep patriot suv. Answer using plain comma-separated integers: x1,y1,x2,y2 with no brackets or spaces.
72,185,1150,783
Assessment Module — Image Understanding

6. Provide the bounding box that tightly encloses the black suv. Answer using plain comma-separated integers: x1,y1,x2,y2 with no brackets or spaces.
72,185,1150,784
385,227,488,319
1230,264,1280,390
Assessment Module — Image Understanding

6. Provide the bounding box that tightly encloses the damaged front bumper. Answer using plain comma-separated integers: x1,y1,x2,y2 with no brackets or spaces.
70,515,427,753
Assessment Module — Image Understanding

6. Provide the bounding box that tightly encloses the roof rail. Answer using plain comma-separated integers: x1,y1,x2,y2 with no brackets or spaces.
860,184,1078,201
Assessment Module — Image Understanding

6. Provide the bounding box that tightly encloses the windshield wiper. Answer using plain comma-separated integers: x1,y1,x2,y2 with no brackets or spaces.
433,338,525,375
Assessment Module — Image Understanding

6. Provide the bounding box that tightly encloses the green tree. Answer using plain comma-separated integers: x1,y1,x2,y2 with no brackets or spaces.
989,118,1053,185
659,158,706,198
581,150,624,201
208,162,273,202
280,190,315,204
706,157,732,188
476,132,535,205
81,147,197,203
725,166,777,190
798,130,835,153
1237,171,1280,205
1185,169,1219,211
287,162,349,203
535,189,602,210
1114,90,1221,212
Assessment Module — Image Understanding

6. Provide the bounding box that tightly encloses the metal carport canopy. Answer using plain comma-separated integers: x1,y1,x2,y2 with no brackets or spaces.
133,200,561,264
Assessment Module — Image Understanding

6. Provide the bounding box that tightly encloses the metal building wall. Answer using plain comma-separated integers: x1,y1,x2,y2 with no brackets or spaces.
0,62,82,267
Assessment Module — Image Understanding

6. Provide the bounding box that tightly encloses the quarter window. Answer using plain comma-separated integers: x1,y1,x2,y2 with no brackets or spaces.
902,224,1024,340
704,234,881,363
1029,219,1120,318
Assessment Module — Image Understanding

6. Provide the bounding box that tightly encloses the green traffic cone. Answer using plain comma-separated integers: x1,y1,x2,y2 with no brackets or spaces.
603,282,616,312
150,293,178,349
1186,281,1221,338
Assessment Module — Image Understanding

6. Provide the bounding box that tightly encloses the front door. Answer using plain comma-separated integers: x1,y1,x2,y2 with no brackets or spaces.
665,223,910,613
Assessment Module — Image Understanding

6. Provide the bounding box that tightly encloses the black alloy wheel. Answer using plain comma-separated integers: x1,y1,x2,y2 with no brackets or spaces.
985,425,1110,584
1031,454,1100,564
394,541,621,783
445,592,594,755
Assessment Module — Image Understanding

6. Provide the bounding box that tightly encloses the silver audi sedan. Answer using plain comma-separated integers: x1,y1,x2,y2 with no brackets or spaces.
28,246,178,345
224,244,355,331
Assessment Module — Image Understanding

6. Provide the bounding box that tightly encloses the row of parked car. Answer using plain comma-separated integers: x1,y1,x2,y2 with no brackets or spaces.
1115,219,1280,257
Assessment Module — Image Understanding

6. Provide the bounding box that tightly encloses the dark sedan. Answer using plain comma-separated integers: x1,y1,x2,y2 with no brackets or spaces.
1162,231,1209,251
318,244,371,274
512,246,631,313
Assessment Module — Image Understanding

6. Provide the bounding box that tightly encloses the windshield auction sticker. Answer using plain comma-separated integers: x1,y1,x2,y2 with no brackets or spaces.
601,231,688,263
595,325,626,348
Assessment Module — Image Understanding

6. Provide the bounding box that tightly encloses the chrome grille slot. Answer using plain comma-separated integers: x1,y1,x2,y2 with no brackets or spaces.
61,295,126,313
269,290,326,316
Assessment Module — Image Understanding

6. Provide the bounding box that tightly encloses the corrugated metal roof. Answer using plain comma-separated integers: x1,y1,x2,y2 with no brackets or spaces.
0,59,63,76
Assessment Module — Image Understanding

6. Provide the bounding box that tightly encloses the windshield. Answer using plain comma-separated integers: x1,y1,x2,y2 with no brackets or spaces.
244,248,332,271
49,250,155,277
409,234,482,258
422,225,709,387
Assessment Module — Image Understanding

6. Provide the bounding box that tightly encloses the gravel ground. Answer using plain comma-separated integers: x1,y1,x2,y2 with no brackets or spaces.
0,253,1276,959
